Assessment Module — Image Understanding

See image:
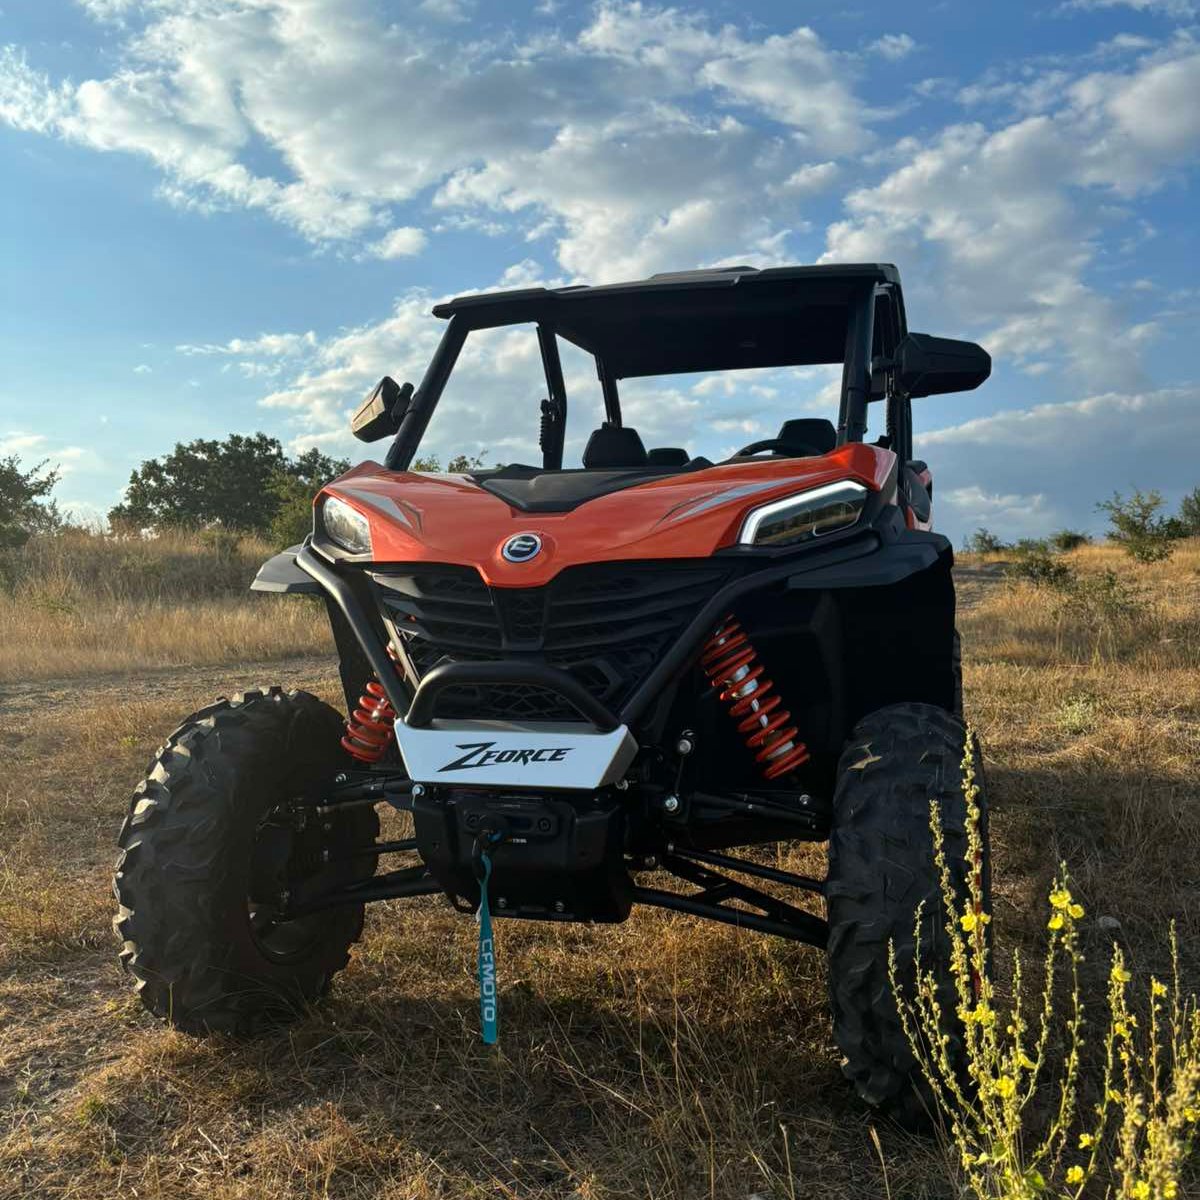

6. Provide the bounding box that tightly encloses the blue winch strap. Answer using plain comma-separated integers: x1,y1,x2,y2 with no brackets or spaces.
476,848,499,1045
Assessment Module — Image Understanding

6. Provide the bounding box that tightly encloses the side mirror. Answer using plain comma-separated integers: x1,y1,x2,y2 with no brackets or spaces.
351,377,414,442
893,333,991,398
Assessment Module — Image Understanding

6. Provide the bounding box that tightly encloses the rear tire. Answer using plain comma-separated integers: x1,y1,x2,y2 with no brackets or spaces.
113,687,378,1034
825,701,990,1127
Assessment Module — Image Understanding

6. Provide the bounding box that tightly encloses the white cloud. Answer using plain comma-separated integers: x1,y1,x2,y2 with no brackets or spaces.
0,2,870,271
823,45,1200,387
176,331,318,357
921,385,1200,538
1062,0,1195,15
868,34,917,61
368,226,428,260
133,363,152,374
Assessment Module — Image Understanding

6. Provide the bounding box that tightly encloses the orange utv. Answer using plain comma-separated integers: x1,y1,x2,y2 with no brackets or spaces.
114,264,992,1123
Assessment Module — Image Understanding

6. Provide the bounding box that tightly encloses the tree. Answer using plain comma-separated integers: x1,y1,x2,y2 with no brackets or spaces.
109,433,286,533
109,435,350,539
0,455,61,549
1095,488,1176,564
410,452,487,473
1049,529,1091,553
1178,486,1200,537
269,448,351,547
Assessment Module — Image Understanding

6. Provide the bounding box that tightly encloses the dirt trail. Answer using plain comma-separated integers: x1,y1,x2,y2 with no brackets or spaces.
0,654,339,725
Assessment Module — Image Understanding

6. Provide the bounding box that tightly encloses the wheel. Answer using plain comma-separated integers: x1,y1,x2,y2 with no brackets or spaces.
113,687,379,1034
825,701,990,1127
952,629,963,718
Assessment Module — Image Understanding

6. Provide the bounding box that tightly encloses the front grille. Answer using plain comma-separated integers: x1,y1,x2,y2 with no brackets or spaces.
372,561,731,722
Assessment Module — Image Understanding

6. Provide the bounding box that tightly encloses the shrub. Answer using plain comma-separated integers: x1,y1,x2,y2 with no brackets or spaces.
1004,551,1075,590
965,528,1008,555
1097,489,1177,564
1179,487,1200,538
1060,568,1148,631
1049,529,1091,553
891,743,1200,1200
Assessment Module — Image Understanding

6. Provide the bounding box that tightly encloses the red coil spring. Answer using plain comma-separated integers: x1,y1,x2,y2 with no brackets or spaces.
341,679,397,763
699,616,810,781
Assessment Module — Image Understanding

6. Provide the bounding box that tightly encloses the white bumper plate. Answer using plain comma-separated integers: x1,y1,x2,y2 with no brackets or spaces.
393,719,639,790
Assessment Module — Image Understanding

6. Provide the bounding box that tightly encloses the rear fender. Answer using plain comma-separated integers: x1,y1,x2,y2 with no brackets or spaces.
250,544,322,595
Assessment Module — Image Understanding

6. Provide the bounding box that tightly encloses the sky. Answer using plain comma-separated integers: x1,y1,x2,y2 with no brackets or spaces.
2,0,1199,545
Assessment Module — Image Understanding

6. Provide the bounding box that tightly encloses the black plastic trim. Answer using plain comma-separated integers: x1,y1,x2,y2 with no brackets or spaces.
250,545,322,594
405,661,620,731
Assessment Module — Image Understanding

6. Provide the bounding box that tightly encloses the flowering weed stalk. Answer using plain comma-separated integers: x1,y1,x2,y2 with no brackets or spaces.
888,733,1200,1199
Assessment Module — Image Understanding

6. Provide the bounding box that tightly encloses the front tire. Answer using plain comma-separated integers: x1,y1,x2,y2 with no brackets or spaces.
825,702,990,1127
113,687,378,1034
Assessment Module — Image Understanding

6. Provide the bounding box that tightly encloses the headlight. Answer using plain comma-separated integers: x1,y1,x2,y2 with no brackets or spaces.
320,496,373,555
738,480,868,548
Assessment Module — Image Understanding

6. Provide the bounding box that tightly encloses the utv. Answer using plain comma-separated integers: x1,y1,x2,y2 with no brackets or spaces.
114,264,992,1122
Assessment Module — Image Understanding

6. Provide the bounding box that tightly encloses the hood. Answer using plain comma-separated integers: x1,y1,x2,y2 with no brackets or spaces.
320,443,894,588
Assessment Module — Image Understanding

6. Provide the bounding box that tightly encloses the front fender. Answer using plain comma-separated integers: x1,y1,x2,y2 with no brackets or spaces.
250,543,323,595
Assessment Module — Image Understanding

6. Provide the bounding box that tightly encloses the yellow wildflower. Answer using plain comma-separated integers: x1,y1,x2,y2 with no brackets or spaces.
1068,902,1084,919
1108,1089,1123,1103
1184,1105,1198,1123
1132,1182,1150,1200
961,912,978,932
1049,913,1065,931
1113,964,1132,983
1017,1051,1036,1071
1115,1020,1131,1039
1066,1165,1085,1185
1163,1183,1177,1199
994,1075,1016,1099
1078,1132,1095,1149
1151,979,1167,998
1049,887,1072,910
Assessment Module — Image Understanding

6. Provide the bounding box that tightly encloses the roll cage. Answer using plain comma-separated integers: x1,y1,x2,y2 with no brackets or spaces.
382,264,915,473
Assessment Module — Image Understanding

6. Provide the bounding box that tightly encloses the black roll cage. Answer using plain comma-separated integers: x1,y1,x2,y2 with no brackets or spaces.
383,275,911,473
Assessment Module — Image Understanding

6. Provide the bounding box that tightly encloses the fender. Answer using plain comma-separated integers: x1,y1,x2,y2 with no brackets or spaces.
249,544,323,595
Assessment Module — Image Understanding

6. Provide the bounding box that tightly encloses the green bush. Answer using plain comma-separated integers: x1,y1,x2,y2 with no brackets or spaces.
1049,529,1091,553
965,528,1008,554
1097,489,1178,564
1005,551,1075,590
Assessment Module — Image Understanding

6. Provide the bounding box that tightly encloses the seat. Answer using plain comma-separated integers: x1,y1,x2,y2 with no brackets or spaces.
776,418,836,456
646,447,690,467
582,424,648,468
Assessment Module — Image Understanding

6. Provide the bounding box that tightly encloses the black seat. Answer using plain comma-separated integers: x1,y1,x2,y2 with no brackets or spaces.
646,447,690,467
582,424,648,468
776,418,836,456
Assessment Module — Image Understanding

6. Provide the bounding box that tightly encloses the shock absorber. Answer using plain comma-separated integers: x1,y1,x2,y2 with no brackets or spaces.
341,678,397,763
699,615,810,781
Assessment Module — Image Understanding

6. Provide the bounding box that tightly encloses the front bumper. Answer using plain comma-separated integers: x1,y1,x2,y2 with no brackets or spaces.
394,718,638,790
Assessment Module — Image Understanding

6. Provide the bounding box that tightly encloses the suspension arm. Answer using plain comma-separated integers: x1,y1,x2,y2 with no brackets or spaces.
634,854,828,946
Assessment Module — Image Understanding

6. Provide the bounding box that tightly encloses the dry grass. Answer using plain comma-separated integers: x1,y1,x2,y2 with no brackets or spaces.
0,528,329,681
0,537,1197,1197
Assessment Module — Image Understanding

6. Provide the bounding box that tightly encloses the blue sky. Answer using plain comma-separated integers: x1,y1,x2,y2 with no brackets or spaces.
2,0,1199,544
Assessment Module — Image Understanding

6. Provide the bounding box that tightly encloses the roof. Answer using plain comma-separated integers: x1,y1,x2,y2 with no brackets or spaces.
432,263,901,380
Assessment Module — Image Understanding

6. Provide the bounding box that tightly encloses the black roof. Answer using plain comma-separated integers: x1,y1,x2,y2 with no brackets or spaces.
433,263,901,380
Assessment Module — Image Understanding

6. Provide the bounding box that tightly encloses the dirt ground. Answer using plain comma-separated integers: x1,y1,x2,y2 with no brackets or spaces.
1,551,1197,1199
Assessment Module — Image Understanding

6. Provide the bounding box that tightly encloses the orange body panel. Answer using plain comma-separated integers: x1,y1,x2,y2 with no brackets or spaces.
321,444,896,587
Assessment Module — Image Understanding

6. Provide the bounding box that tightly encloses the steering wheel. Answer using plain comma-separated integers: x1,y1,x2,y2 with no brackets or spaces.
732,437,820,458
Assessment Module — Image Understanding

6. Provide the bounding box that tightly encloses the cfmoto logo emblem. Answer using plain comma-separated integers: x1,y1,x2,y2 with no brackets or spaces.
502,532,543,563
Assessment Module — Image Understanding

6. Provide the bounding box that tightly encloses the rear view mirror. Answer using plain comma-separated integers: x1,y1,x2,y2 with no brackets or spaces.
895,333,991,398
351,377,414,442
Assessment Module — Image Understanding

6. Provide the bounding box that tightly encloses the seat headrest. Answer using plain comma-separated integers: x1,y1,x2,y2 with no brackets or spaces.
646,447,690,467
582,425,648,469
777,418,836,455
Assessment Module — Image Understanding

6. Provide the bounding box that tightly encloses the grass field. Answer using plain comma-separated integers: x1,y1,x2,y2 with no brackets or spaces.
0,533,1197,1198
